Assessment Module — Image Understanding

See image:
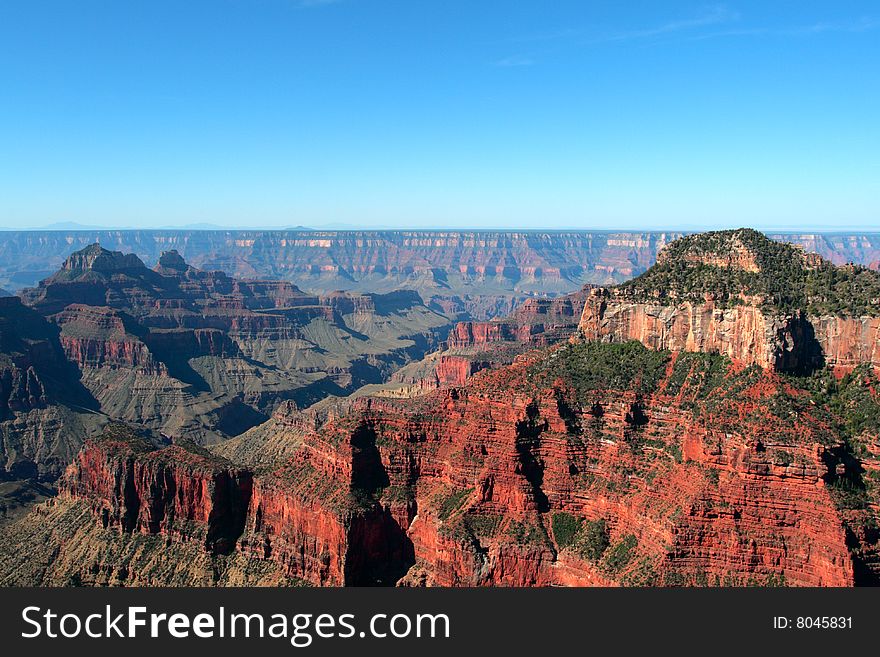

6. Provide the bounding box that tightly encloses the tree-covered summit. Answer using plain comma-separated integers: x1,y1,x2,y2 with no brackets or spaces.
618,228,880,316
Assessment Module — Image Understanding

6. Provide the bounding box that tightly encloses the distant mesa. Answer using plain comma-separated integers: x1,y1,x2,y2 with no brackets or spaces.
0,229,877,322
37,221,108,231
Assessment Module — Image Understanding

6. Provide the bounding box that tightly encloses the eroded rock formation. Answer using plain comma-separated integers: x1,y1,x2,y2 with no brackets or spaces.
576,289,821,371
6,345,870,587
16,245,449,446
575,229,880,374
449,287,591,348
2,229,879,587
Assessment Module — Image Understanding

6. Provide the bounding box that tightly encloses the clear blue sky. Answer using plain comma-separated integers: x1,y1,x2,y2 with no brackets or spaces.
1,1,877,231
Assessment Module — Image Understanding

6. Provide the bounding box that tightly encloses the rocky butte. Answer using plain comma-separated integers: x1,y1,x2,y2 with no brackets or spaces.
0,244,449,500
576,229,880,374
1,229,878,587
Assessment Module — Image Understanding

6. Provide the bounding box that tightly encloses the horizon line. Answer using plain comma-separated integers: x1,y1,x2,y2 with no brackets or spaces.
2,226,880,235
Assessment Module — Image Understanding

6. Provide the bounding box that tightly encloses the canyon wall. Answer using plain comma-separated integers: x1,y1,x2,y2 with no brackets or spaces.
0,231,877,318
572,229,880,374
576,289,880,373
810,315,880,373
10,346,864,587
1,245,451,482
0,296,105,480
575,289,819,372
448,287,591,348
0,230,681,295
0,230,689,322
2,229,878,587
62,428,252,555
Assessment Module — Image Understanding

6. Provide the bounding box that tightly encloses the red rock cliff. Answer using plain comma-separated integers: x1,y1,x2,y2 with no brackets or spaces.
575,288,818,372
574,230,880,373
576,288,880,373
60,427,252,555
449,287,590,348
53,346,862,587
809,315,880,373
308,358,854,587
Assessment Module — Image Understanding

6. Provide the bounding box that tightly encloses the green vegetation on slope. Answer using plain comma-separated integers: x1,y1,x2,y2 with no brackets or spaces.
532,340,851,449
574,518,611,562
551,512,582,548
529,338,880,580
538,341,670,397
534,341,757,420
792,366,880,512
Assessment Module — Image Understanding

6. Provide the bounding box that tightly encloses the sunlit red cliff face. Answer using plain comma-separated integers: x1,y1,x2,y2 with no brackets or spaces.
576,230,880,375
809,315,880,373
62,428,253,555
576,289,818,371
576,290,880,375
21,348,866,587
1,229,879,587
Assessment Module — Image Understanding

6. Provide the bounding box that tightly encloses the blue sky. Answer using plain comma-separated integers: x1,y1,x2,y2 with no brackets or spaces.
0,1,877,230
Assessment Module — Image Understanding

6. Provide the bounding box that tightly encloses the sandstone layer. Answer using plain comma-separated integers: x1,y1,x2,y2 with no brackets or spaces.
576,289,819,371
3,229,879,587
575,230,880,374
6,341,875,587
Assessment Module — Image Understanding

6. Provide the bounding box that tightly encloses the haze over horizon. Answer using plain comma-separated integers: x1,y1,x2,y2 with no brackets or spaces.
3,222,880,235
1,1,878,231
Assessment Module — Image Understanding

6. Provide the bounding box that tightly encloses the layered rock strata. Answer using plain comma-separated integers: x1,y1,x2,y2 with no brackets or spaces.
7,345,867,587
575,230,880,374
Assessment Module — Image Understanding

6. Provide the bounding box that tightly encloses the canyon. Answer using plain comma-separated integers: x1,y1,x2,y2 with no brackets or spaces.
1,229,879,587
0,244,449,492
3,344,871,587
0,230,878,321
